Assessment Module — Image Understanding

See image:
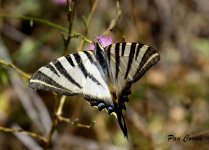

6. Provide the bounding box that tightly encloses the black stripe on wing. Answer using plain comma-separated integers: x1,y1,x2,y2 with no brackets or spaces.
45,64,60,77
73,52,102,86
73,53,88,78
124,43,137,79
107,45,111,63
139,47,157,69
83,51,94,63
53,60,82,88
121,42,126,56
29,71,76,95
132,46,160,83
115,43,120,79
135,43,144,60
65,55,75,67
95,43,110,78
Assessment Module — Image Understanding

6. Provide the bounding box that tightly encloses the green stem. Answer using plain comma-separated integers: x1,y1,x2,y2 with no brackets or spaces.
71,32,92,43
0,13,92,46
0,14,68,32
63,0,77,55
78,0,98,51
0,59,31,79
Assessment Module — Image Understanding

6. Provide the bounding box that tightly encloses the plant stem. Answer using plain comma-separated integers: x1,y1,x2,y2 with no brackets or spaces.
0,59,31,79
0,14,68,32
56,96,67,116
63,0,77,55
0,13,92,46
78,0,98,51
104,0,121,35
0,126,47,144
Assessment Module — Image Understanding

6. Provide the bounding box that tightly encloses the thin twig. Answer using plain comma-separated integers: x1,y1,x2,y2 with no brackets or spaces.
78,0,98,51
0,13,91,44
104,0,121,35
44,94,60,149
71,32,92,43
0,14,68,32
57,116,96,129
63,0,77,55
0,59,31,79
56,96,67,116
0,126,47,144
45,119,58,149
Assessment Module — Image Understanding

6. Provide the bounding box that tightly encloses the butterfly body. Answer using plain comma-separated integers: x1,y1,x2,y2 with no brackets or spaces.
29,42,160,137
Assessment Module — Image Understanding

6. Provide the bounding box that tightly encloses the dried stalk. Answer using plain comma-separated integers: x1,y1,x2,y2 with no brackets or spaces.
0,126,47,144
104,0,121,35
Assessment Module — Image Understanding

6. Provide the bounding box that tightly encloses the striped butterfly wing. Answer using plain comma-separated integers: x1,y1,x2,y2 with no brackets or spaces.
81,51,114,110
106,42,160,95
29,52,85,95
29,42,160,138
104,42,160,137
29,51,113,108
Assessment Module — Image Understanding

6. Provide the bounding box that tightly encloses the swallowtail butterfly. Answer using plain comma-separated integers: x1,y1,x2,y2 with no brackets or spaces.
28,42,160,137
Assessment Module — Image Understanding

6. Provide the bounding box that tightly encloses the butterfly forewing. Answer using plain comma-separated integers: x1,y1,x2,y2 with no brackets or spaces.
105,42,160,94
29,51,92,95
29,50,114,113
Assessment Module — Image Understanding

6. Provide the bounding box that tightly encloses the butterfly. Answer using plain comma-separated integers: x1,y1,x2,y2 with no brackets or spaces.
28,42,160,137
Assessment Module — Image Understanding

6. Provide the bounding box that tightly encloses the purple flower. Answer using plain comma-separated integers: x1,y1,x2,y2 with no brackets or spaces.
89,35,113,51
53,0,68,5
89,44,96,51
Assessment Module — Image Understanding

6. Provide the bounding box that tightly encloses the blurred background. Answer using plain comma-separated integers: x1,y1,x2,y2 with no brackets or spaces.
0,0,209,149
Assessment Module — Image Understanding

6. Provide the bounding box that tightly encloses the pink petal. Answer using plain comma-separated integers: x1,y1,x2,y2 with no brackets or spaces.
89,44,95,51
88,35,113,51
96,35,113,47
53,0,68,5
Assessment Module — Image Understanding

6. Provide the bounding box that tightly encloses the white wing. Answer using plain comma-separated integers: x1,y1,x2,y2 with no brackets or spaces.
29,50,115,114
80,51,114,113
29,51,88,95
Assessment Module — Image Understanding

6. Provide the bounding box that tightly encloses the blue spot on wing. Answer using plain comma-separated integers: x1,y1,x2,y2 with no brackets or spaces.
107,106,114,114
98,102,106,111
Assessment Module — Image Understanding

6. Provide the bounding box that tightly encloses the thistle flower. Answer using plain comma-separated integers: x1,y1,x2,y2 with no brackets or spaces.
89,35,113,51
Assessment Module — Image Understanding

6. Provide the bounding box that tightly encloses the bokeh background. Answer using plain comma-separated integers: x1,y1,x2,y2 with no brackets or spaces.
1,0,209,149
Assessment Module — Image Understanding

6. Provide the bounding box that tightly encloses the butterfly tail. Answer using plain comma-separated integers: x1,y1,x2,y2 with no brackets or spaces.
117,108,128,138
